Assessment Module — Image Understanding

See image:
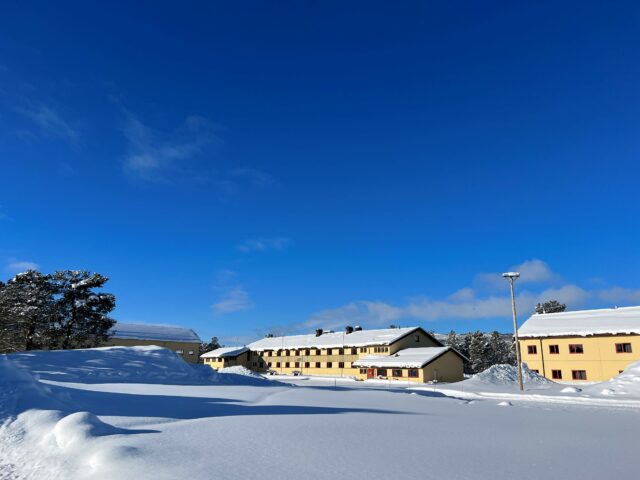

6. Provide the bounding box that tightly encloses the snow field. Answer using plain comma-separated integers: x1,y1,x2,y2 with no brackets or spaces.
2,349,640,479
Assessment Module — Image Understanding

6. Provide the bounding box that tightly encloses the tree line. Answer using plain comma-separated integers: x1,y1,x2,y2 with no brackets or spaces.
443,331,516,374
0,270,116,354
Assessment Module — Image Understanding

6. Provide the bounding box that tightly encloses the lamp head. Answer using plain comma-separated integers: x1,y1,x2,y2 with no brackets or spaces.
502,271,520,279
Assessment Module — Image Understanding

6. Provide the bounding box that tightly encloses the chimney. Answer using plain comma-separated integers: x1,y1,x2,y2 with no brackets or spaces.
345,326,354,334
354,326,363,332
315,328,323,337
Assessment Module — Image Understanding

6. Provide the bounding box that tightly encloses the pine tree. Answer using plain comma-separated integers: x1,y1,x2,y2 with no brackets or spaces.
0,271,56,352
200,336,221,356
48,270,116,349
486,331,509,366
445,330,464,353
535,300,567,314
468,331,489,374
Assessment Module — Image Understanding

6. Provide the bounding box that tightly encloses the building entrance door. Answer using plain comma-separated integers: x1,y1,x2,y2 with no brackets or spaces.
367,368,375,379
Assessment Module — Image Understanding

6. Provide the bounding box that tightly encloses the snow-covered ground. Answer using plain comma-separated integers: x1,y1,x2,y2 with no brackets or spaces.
1,347,638,479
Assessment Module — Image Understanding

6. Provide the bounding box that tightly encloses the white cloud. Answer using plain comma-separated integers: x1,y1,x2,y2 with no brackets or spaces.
237,237,291,253
513,259,556,284
305,260,640,330
121,109,219,182
475,258,556,291
5,260,40,274
212,287,253,314
594,286,640,305
16,103,80,145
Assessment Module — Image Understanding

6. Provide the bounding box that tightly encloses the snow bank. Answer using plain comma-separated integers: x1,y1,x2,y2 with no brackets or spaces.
582,360,640,397
468,364,553,386
7,346,211,385
197,365,274,385
0,356,67,418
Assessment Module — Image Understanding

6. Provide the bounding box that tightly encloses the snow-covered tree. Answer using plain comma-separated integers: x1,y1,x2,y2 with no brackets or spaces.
487,331,515,366
47,270,116,349
199,336,221,356
535,300,566,314
0,271,56,353
445,330,464,353
467,331,489,373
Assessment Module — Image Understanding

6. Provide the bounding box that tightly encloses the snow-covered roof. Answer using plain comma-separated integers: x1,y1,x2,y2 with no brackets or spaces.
200,346,249,358
109,323,201,343
248,327,429,351
518,306,640,338
353,347,455,368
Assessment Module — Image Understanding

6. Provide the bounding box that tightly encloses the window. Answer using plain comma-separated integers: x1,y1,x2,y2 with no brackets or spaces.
569,344,584,354
252,362,257,367
359,368,367,374
295,350,300,356
552,370,562,380
285,350,290,356
315,349,321,355
295,362,300,368
305,349,310,356
572,370,587,380
377,368,387,377
351,348,357,355
408,369,419,378
315,362,321,368
415,334,420,343
392,369,403,377
285,362,290,368
338,348,344,355
276,362,281,367
304,362,310,368
360,347,367,353
531,369,539,373
268,362,272,367
327,348,333,355
327,362,333,368
549,345,559,354
527,345,537,354
268,351,272,357
616,343,632,353
338,362,344,368
176,350,184,354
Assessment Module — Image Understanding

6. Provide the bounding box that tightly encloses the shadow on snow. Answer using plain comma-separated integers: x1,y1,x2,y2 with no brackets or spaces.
43,383,408,421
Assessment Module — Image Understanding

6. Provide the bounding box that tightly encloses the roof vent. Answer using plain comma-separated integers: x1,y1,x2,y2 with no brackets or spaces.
315,328,323,337
345,326,354,334
354,326,363,331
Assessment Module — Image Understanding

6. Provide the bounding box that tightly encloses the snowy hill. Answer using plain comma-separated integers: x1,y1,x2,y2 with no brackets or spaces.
7,345,274,386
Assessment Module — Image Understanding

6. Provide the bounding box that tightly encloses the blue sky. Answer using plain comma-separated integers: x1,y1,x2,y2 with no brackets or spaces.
1,1,640,345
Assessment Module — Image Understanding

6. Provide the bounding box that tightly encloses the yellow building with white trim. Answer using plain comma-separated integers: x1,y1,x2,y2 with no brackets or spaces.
201,346,267,370
518,306,640,382
203,326,465,383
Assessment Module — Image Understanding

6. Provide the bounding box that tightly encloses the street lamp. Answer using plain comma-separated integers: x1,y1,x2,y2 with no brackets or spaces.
503,271,524,391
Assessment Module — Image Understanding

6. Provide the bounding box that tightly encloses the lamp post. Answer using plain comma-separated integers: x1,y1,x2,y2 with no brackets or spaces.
503,271,524,391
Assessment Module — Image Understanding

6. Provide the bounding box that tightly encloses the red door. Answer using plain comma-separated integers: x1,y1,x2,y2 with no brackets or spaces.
367,368,375,379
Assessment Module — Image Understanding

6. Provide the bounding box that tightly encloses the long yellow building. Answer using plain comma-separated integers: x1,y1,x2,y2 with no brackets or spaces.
518,306,640,382
203,326,465,383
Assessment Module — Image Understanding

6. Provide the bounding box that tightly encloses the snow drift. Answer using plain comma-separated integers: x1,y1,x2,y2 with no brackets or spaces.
582,360,640,397
7,345,276,386
465,364,553,387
